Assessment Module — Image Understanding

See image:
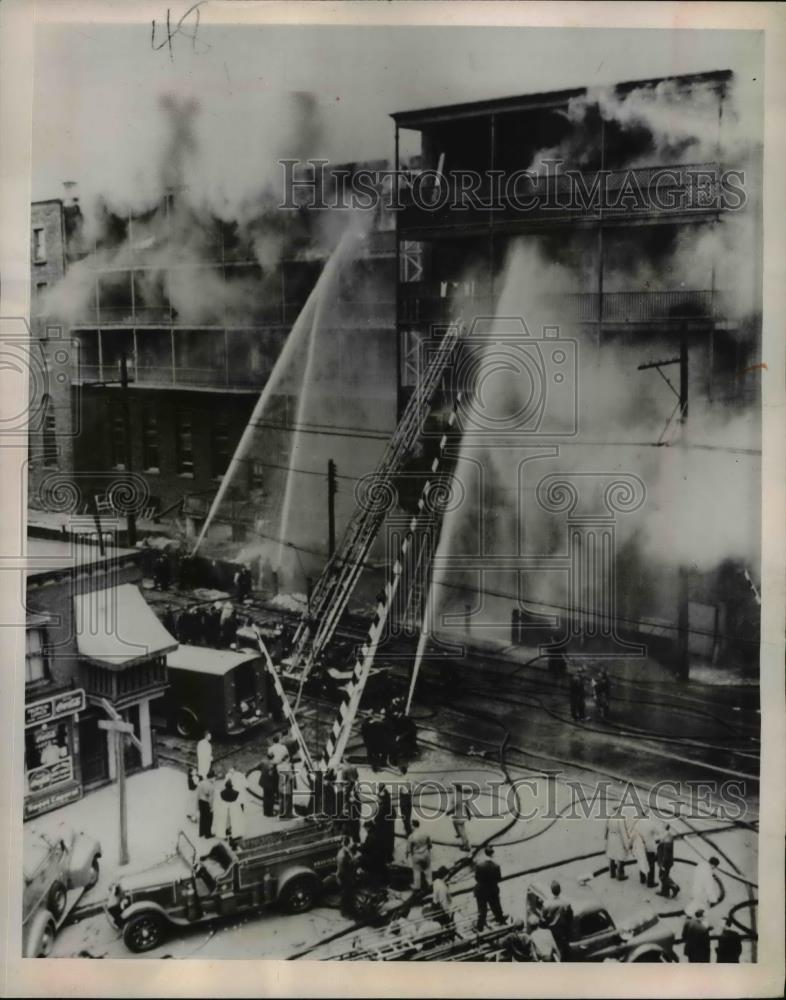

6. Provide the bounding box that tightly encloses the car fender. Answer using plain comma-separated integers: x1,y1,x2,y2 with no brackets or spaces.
625,942,672,962
118,900,175,928
275,864,319,898
68,833,102,887
24,908,56,958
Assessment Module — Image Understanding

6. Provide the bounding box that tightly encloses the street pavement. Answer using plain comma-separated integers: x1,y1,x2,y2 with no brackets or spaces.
47,736,756,961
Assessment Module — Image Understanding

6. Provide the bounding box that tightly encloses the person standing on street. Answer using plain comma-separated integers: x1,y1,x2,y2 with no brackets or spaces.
430,867,455,935
259,757,278,816
223,777,244,847
346,780,363,844
398,765,413,837
451,785,472,852
716,916,743,963
593,668,610,720
192,730,213,821
375,784,396,863
228,766,247,814
473,846,506,931
656,823,679,898
406,819,433,892
360,820,387,885
605,807,631,880
631,812,659,888
336,836,359,919
682,908,711,962
211,767,229,838
539,880,573,957
196,770,215,839
278,756,295,820
569,670,585,721
197,730,213,780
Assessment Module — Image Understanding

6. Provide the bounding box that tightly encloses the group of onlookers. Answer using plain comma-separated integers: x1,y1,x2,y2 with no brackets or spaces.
187,731,248,847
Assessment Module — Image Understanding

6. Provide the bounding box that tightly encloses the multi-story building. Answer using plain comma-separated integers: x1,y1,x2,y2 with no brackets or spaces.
390,69,762,671
31,169,396,547
24,532,175,819
28,193,84,499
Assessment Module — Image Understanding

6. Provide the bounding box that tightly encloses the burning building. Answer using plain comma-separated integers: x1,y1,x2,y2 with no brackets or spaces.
390,69,762,675
28,92,396,548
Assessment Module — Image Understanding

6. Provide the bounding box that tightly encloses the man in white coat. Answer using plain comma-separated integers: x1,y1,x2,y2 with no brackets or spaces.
688,856,721,916
197,731,213,779
605,808,631,881
630,811,661,888
190,730,213,822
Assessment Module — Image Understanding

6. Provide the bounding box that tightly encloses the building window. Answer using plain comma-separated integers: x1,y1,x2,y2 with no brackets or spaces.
41,394,58,467
110,401,127,469
25,628,49,685
211,418,230,479
142,408,159,471
32,227,46,264
176,411,194,476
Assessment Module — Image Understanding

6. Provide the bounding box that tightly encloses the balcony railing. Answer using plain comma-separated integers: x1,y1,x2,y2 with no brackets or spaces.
399,289,725,327
398,162,729,233
82,659,168,702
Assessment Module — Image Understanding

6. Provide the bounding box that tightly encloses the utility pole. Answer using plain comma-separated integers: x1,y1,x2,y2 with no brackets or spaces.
119,355,137,547
98,698,144,867
639,329,691,680
98,718,134,866
327,459,337,558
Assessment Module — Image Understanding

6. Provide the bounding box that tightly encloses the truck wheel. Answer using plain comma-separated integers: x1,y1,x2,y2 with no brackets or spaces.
278,873,320,914
122,911,168,953
47,880,67,920
86,858,100,890
26,912,56,957
176,707,200,739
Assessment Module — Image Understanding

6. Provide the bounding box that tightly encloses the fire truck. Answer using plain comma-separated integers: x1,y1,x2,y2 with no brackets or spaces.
106,824,342,952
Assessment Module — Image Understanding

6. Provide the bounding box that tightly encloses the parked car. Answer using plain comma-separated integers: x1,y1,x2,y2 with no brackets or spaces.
23,823,102,957
525,878,677,962
106,821,342,953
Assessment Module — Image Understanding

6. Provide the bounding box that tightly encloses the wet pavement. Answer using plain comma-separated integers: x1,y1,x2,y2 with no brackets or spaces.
37,588,760,962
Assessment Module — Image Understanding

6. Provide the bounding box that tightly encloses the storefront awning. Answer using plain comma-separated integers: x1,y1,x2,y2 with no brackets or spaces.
74,584,177,669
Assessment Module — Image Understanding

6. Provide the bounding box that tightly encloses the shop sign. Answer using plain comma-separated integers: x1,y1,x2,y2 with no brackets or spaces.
25,689,85,728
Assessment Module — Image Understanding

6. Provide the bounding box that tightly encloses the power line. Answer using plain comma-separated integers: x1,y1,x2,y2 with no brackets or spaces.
245,417,394,442
228,454,360,482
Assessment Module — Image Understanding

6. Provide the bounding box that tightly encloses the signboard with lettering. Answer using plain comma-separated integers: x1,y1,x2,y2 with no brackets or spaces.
27,757,74,793
24,783,82,820
25,688,85,729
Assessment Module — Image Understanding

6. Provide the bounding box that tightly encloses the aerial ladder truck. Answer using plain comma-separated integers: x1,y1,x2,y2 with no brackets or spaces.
253,320,468,786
